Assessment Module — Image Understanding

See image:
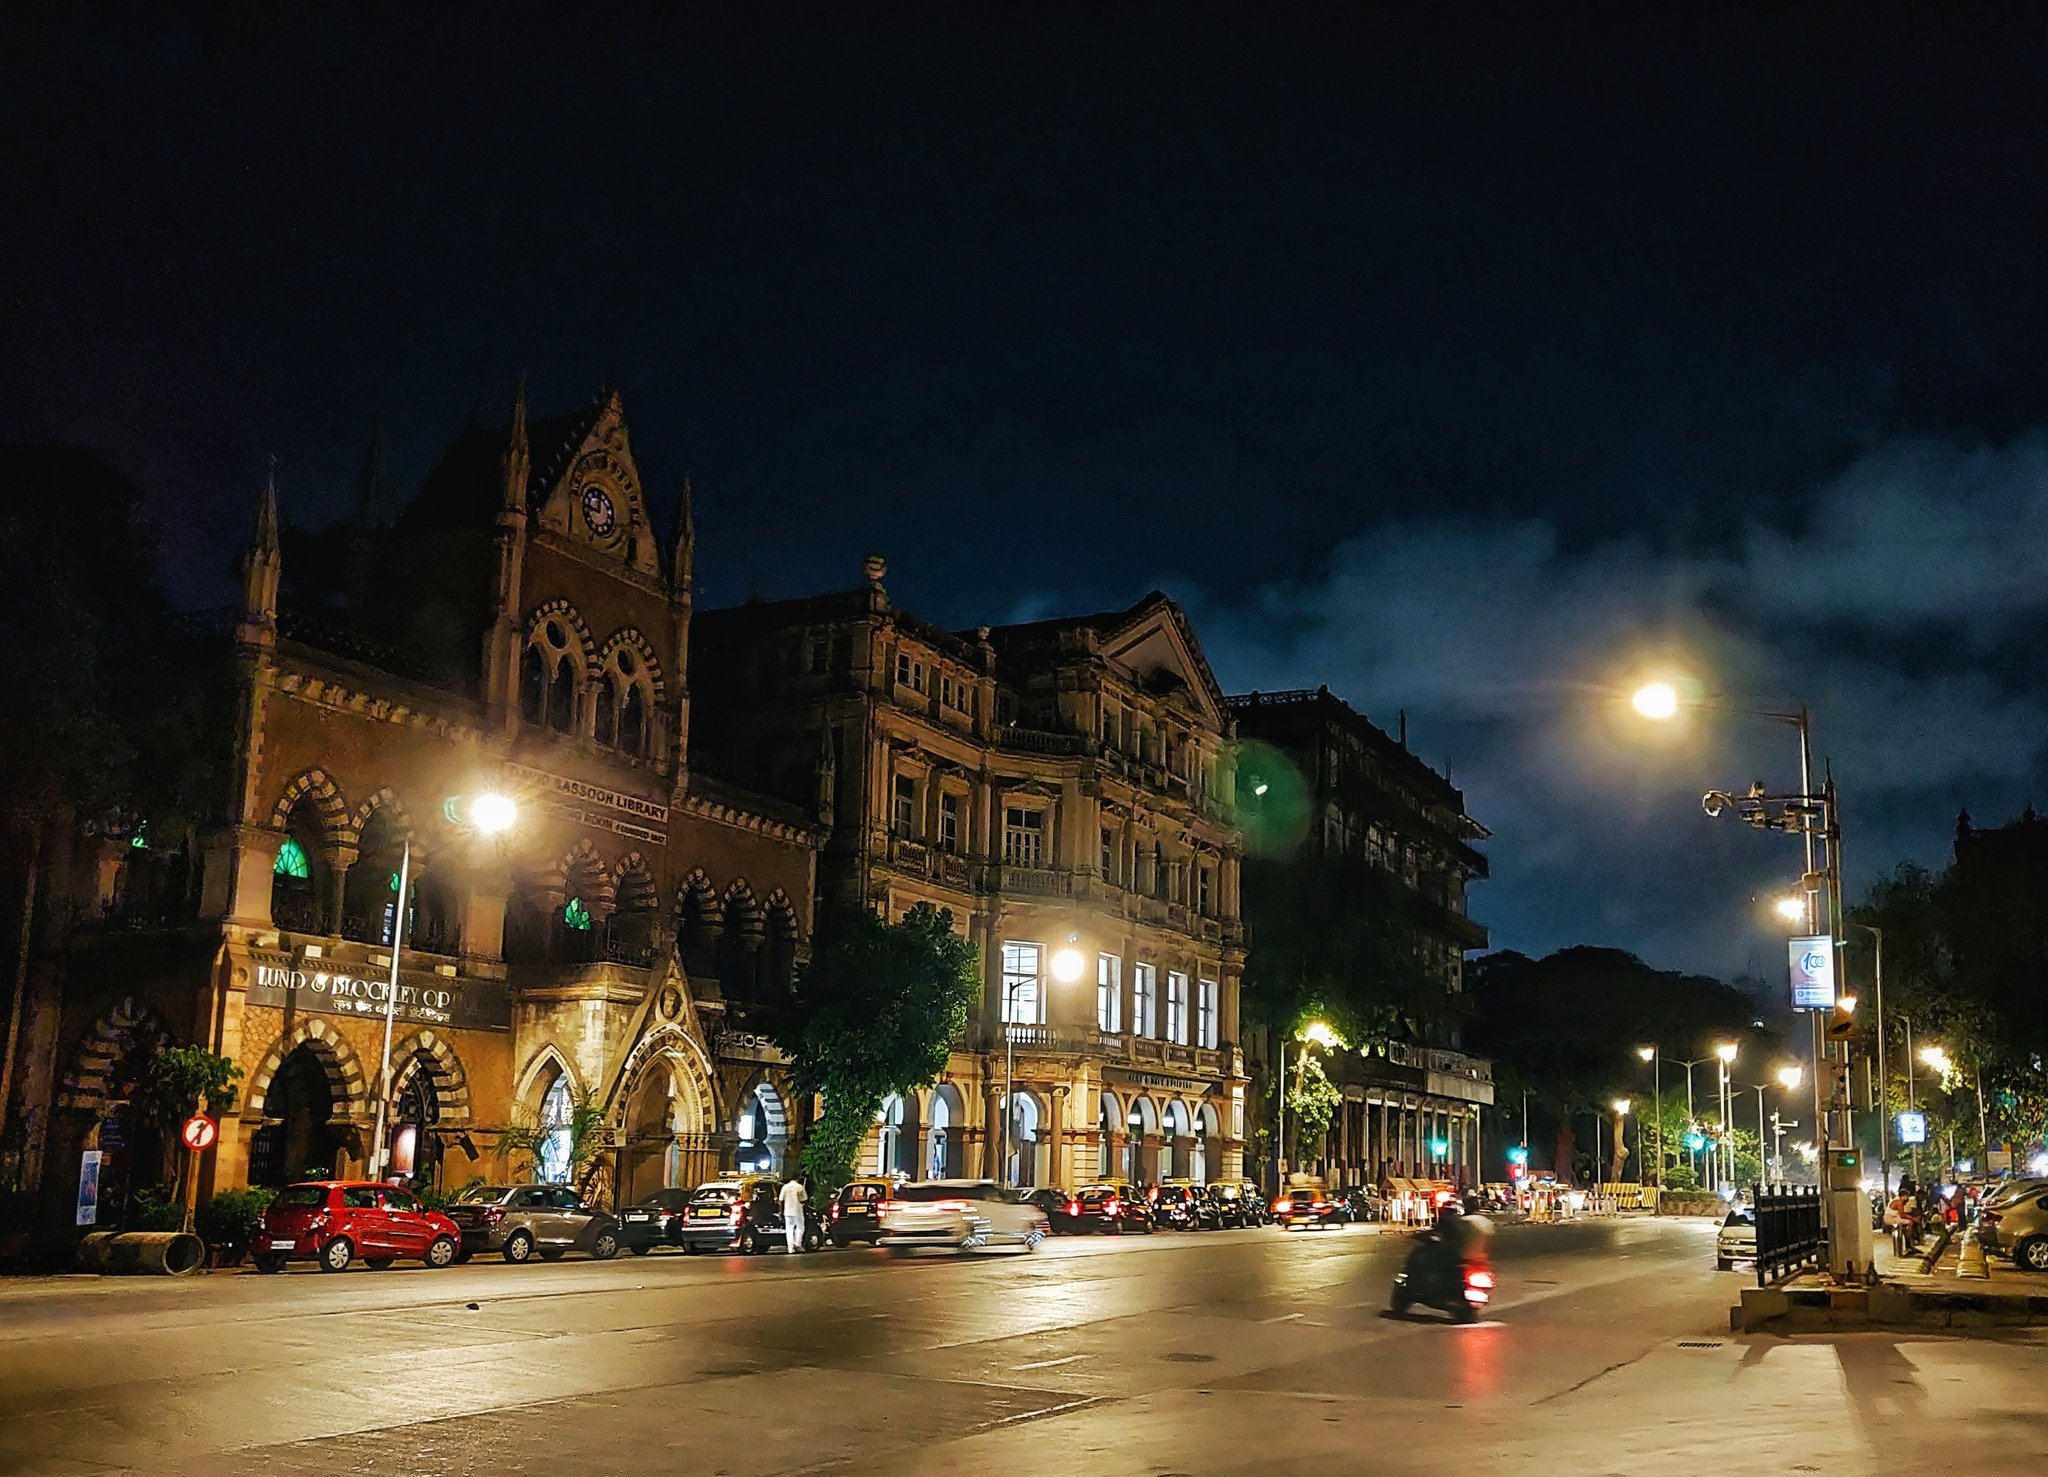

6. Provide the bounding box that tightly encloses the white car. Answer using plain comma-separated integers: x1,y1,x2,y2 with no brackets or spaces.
1715,1206,1757,1270
877,1179,1049,1253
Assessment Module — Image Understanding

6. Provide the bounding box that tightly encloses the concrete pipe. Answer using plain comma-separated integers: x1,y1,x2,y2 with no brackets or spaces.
75,1230,207,1276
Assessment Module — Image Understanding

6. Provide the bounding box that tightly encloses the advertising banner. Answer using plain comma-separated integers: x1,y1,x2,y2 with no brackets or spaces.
1788,935,1836,1010
1896,1110,1928,1146
75,1150,102,1227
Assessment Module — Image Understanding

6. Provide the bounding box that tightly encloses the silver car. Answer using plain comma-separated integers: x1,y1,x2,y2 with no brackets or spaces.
877,1179,1049,1253
1715,1205,1756,1270
445,1183,621,1264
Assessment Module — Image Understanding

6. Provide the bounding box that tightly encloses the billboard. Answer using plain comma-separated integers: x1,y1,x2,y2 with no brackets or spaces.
1788,935,1836,1009
1896,1110,1928,1146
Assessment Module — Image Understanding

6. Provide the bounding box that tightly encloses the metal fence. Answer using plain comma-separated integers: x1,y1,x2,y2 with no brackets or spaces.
1754,1185,1823,1286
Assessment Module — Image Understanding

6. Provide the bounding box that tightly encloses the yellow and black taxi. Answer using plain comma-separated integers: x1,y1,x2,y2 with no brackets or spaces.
1273,1178,1340,1230
1069,1182,1155,1234
826,1177,898,1246
674,1174,779,1254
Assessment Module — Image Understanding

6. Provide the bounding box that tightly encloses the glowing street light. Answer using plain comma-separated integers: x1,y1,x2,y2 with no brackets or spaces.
1277,1020,1341,1188
1612,1098,1632,1116
470,791,519,835
1049,947,1086,985
1776,1064,1804,1091
1636,1045,1654,1063
1632,682,1680,720
1301,1020,1341,1050
1715,1041,1739,1064
1773,895,1807,923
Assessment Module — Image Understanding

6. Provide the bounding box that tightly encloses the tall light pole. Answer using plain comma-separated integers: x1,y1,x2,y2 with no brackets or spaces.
1850,923,1888,1194
370,790,518,1180
1637,1046,1662,1199
1275,1021,1338,1189
1715,1042,1739,1190
1611,1099,1632,1185
1002,942,1085,1187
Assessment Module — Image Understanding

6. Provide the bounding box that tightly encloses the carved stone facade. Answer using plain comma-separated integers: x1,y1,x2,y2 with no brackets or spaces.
7,390,818,1229
693,570,1248,1190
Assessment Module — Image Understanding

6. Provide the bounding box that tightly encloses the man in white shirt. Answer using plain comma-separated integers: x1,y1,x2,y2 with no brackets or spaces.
779,1176,809,1253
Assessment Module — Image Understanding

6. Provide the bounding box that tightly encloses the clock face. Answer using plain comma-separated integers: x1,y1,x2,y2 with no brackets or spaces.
581,484,617,537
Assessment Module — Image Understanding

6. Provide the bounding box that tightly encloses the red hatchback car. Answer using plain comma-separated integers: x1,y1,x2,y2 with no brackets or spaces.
252,1181,462,1273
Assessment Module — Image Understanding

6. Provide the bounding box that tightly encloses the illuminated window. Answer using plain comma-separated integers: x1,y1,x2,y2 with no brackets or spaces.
563,897,594,932
1002,807,1044,865
1166,972,1189,1044
274,837,311,879
1197,979,1219,1048
1096,954,1122,1033
938,792,960,852
1001,941,1044,1024
1133,963,1157,1038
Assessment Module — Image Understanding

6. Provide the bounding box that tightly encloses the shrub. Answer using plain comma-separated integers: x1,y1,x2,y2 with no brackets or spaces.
196,1187,275,1249
128,1186,186,1231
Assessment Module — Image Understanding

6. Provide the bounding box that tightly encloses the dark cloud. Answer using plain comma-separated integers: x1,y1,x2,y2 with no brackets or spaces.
1192,435,2048,974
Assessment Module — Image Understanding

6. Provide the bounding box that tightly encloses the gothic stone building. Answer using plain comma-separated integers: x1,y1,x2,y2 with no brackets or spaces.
1229,686,1492,1192
692,574,1248,1190
8,390,819,1229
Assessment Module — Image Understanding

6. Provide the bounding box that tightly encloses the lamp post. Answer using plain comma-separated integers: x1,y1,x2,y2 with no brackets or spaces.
1661,1052,1721,1186
1636,1046,1662,1200
1611,1099,1632,1185
1002,942,1085,1187
369,790,518,1180
1850,923,1888,1195
1715,1042,1739,1190
1275,1020,1338,1190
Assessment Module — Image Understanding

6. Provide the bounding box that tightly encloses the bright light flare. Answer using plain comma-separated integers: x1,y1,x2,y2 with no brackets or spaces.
1776,1065,1804,1090
1637,1044,1655,1062
1300,1021,1341,1050
1050,947,1086,984
469,792,518,835
1631,682,1680,720
1612,1098,1632,1115
1715,1041,1739,1063
1773,896,1807,923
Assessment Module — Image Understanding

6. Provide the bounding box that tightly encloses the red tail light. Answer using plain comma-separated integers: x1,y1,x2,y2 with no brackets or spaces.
1466,1269,1495,1290
1066,1199,1081,1216
1273,1199,1288,1213
1104,1198,1120,1215
932,1199,970,1213
878,1200,903,1214
478,1207,505,1226
729,1206,744,1225
829,1204,841,1219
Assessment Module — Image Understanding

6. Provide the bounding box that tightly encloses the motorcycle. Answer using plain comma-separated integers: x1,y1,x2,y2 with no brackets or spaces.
1390,1233,1494,1323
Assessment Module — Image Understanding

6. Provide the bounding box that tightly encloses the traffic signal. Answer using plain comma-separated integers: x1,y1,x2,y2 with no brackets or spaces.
1429,1138,1450,1158
1506,1145,1530,1167
1683,1130,1707,1154
1826,993,1859,1042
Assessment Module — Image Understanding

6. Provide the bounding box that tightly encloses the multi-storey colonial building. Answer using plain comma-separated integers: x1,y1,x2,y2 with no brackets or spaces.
692,573,1248,1190
6,389,820,1233
1229,686,1492,1191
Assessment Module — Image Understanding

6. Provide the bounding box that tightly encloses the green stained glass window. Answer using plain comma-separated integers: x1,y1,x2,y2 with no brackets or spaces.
274,837,311,879
129,822,150,851
563,897,594,931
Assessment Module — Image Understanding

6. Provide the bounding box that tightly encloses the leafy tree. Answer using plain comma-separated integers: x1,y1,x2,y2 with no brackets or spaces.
138,1045,240,1124
1286,1051,1343,1170
497,1085,605,1193
769,903,979,1190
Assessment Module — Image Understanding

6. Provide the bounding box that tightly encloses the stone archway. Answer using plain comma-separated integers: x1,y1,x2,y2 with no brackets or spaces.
732,1076,789,1176
243,1019,368,1125
244,1020,369,1185
613,1024,719,1201
55,997,171,1114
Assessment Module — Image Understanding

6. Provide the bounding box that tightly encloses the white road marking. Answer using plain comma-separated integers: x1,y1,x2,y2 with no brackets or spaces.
1261,1311,1306,1324
1015,1353,1090,1370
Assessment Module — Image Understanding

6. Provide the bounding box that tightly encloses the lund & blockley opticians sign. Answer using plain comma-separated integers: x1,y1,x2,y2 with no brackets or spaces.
248,957,511,1032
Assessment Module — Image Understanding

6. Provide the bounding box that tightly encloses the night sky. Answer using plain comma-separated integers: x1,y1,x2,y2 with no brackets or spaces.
7,10,2048,980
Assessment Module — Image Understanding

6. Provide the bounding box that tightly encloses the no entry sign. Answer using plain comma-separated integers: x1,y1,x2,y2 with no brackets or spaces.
180,1114,218,1152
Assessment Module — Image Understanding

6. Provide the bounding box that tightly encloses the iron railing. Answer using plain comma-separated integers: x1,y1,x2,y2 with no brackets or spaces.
1754,1184,1824,1286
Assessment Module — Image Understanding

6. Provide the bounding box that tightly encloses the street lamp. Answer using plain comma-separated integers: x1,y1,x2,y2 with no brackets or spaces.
1635,1046,1663,1200
1001,939,1086,1187
1610,1099,1633,1186
1631,682,1679,720
370,789,519,1180
1773,895,1808,924
1276,1020,1339,1190
1713,1042,1739,1190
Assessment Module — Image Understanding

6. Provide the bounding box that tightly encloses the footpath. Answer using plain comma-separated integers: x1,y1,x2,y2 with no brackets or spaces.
1734,1228,2048,1331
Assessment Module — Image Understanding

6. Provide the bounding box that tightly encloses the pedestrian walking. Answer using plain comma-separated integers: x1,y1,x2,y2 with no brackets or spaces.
779,1175,808,1253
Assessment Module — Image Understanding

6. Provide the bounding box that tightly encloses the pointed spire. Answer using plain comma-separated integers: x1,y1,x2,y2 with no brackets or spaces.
254,456,281,554
671,473,696,591
501,375,530,514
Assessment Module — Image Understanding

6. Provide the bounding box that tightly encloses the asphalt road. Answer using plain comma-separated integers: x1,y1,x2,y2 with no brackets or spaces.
2,1215,2044,1476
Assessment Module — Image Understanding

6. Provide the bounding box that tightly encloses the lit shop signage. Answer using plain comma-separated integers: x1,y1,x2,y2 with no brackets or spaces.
248,959,510,1032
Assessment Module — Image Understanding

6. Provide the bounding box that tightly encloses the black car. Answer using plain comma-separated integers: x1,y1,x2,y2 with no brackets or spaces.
1334,1187,1384,1224
675,1176,826,1254
1070,1182,1154,1234
826,1177,896,1246
1152,1183,1211,1230
617,1188,695,1253
1206,1179,1264,1228
1023,1187,1088,1234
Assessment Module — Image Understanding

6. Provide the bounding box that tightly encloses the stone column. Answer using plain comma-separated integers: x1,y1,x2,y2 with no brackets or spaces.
1049,1084,1069,1187
324,844,358,935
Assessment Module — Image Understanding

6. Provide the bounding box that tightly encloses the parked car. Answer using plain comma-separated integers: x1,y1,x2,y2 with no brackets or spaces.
1205,1179,1265,1228
444,1183,621,1263
827,1177,898,1246
1274,1184,1339,1230
1152,1182,1213,1230
1069,1182,1155,1234
877,1179,1048,1253
617,1188,695,1254
674,1176,824,1254
1335,1187,1385,1224
1975,1187,2048,1271
1023,1187,1088,1235
252,1181,462,1273
1715,1205,1757,1270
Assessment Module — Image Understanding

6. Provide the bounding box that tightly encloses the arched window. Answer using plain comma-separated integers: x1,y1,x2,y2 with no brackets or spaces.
549,662,577,734
274,837,310,879
538,1075,573,1184
594,681,617,747
564,897,593,932
619,684,647,756
520,646,549,726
